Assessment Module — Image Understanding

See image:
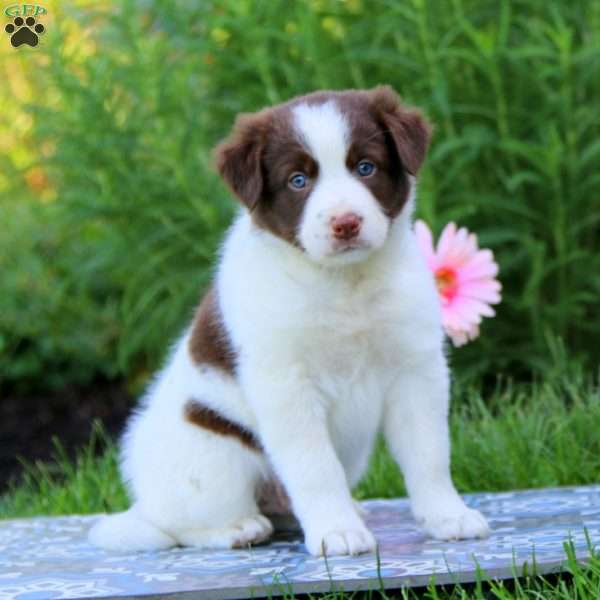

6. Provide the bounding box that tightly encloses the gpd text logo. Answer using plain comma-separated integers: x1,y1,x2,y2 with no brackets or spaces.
4,4,47,47
5,4,46,17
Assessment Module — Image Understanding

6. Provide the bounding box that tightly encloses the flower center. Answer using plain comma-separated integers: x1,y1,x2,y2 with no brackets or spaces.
435,266,458,303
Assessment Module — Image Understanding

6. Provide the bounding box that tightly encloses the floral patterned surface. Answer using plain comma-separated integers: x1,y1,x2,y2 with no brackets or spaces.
1,485,599,599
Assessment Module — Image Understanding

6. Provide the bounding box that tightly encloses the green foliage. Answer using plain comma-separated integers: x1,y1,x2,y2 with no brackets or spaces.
356,362,600,499
0,198,121,390
0,423,126,517
2,0,600,388
283,542,600,600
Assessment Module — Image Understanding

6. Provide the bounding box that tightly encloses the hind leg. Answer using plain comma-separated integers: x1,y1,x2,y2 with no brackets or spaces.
89,506,175,551
90,425,272,552
149,439,273,549
122,403,273,549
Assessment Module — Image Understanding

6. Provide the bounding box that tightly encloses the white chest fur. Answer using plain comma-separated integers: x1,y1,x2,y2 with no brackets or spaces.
219,209,441,372
216,210,441,481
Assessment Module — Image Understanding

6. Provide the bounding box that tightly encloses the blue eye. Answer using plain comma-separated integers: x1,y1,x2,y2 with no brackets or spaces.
289,172,307,190
357,160,376,177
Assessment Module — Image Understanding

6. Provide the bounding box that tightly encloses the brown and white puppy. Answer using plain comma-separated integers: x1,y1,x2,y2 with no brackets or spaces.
89,86,490,556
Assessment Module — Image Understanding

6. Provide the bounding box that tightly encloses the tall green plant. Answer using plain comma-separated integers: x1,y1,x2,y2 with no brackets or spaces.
3,0,598,388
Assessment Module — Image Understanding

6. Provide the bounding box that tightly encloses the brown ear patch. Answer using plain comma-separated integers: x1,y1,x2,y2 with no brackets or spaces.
188,287,236,374
369,85,432,175
214,110,271,210
184,399,262,452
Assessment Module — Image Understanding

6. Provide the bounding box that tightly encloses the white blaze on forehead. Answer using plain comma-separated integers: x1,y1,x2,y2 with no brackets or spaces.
292,99,391,265
292,101,350,172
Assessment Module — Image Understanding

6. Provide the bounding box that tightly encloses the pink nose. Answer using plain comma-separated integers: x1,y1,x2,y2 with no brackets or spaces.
331,213,362,241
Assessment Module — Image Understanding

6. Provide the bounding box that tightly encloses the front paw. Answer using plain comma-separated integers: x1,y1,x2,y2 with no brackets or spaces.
418,504,490,541
305,520,377,556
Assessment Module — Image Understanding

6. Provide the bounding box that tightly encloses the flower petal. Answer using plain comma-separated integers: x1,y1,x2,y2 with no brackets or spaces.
442,305,470,331
459,281,502,304
414,219,436,267
457,296,496,319
436,222,457,260
446,322,480,347
447,327,468,347
459,250,499,281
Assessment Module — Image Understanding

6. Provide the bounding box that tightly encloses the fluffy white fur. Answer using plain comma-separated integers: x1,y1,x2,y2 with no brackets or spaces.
89,100,489,556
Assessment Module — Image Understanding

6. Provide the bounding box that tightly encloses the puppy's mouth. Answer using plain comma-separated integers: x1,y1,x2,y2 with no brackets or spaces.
332,239,370,254
320,239,374,264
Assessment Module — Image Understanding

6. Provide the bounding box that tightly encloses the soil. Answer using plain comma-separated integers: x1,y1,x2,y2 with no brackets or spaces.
1,378,133,493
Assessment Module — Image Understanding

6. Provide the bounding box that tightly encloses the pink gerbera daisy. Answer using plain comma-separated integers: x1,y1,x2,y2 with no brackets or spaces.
414,220,502,347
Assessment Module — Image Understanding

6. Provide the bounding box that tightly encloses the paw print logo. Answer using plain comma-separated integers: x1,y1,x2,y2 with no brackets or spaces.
5,16,45,48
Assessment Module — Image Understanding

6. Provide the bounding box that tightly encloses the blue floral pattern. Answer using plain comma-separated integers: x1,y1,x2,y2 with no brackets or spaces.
1,485,599,599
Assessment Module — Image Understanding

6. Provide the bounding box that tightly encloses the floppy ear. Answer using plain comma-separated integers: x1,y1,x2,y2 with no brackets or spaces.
369,85,432,175
214,111,269,210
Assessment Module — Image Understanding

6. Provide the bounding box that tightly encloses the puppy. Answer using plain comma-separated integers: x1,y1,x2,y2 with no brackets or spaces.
89,86,490,556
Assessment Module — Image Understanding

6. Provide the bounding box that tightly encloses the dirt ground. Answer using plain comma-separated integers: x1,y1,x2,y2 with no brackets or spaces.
1,378,133,492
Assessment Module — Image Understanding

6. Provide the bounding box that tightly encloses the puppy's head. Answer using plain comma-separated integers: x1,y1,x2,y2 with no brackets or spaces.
215,86,431,266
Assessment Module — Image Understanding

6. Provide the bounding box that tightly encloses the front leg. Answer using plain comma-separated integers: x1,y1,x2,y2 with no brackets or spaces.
242,363,376,556
383,355,490,540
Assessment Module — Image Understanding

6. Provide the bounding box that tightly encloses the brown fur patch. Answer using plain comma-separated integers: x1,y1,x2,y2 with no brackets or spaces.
188,287,236,374
342,94,410,220
183,398,262,452
214,109,271,211
253,110,318,247
366,85,431,176
257,476,292,516
214,106,312,247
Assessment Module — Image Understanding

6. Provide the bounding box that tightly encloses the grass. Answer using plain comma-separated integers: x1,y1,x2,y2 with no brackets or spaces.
359,363,600,499
284,543,600,600
1,371,599,598
285,546,600,600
